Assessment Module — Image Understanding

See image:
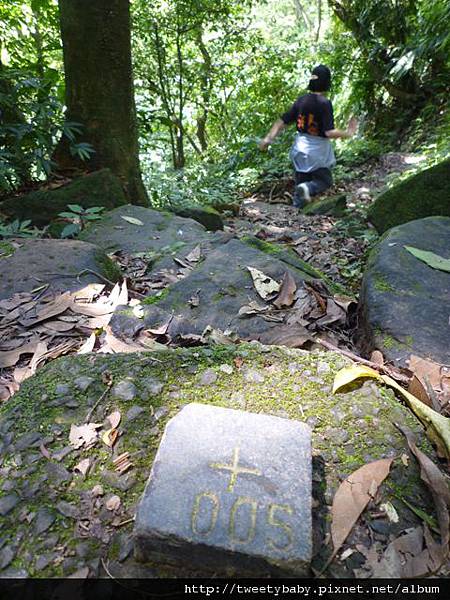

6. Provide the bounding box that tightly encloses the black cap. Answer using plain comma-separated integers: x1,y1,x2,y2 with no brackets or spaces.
308,65,331,92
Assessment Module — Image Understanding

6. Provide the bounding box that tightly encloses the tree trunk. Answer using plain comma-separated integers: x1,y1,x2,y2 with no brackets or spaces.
54,0,148,206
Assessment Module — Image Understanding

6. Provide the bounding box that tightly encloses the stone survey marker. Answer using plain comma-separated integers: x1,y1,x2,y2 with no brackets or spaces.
134,403,312,575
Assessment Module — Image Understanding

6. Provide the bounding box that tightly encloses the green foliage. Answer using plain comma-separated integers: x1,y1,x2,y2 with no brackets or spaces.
1,0,448,216
0,0,95,194
0,218,40,239
58,204,105,238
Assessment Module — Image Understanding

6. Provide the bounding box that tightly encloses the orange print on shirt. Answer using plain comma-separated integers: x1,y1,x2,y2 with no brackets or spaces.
297,113,319,136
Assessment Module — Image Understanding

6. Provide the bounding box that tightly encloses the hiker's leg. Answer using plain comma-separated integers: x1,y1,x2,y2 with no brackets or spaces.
308,167,333,197
293,171,310,207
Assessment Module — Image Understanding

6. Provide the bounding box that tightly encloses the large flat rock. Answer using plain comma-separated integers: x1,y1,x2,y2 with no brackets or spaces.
358,216,450,365
368,159,450,233
0,238,120,300
0,169,127,227
111,238,321,342
134,403,311,576
79,204,211,254
0,345,432,577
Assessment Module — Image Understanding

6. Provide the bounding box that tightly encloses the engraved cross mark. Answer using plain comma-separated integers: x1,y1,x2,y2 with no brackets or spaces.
210,447,261,492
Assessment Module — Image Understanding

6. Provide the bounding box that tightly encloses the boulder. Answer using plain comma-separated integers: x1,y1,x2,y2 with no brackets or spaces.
169,204,224,231
111,237,322,342
0,344,432,577
368,159,450,233
79,204,211,255
0,238,121,300
302,194,347,217
358,216,450,366
0,169,127,227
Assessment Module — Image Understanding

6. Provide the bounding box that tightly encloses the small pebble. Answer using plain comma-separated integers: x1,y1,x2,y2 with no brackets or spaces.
199,369,217,386
0,493,19,516
55,383,71,396
243,369,265,384
74,376,94,392
316,361,331,374
153,406,169,421
34,508,56,536
111,380,137,401
126,406,145,422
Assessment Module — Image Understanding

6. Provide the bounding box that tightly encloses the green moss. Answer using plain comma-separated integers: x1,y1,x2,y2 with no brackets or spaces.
383,335,396,350
170,205,223,232
368,159,450,233
0,344,433,577
0,241,15,259
241,236,350,296
0,169,127,227
93,249,122,283
142,288,170,305
373,273,395,292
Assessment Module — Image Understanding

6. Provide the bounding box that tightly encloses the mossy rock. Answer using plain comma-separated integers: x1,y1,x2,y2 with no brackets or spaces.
112,236,340,343
358,216,450,365
79,204,212,256
302,194,347,217
0,169,127,227
241,236,349,296
0,238,121,300
368,159,450,233
169,204,224,231
0,344,435,577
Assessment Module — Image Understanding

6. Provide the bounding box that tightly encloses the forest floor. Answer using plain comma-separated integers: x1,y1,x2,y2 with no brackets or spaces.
1,150,448,580
229,151,421,294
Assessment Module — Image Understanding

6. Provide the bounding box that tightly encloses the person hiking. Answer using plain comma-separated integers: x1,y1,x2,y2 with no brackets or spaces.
259,65,358,208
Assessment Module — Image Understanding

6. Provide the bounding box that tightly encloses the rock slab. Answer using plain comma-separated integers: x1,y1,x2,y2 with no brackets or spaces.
358,216,450,366
134,403,312,576
0,238,121,300
368,159,450,233
0,169,127,227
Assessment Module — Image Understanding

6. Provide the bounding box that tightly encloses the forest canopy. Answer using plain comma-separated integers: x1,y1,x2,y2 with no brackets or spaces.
0,0,449,205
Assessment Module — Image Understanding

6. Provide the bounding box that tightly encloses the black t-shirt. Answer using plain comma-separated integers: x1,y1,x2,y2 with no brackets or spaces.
281,93,334,137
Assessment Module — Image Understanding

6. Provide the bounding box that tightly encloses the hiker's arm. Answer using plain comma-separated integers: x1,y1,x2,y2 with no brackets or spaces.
259,119,286,151
325,116,358,139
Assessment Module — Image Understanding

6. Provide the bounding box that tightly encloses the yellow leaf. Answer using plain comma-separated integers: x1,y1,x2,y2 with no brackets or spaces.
332,364,381,394
332,365,450,460
382,375,450,461
101,428,119,448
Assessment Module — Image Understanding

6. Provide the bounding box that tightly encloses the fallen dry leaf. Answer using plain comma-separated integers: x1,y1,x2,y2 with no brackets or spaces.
107,410,121,430
273,272,297,309
234,356,244,369
408,375,432,408
101,427,119,448
18,292,72,327
370,350,384,366
69,423,102,449
396,424,450,556
106,495,121,511
238,301,269,318
0,341,39,369
331,457,394,559
247,266,280,300
185,245,201,263
315,298,346,326
258,324,311,348
78,332,96,354
43,320,76,333
100,327,144,354
121,215,144,226
74,458,91,476
146,315,173,336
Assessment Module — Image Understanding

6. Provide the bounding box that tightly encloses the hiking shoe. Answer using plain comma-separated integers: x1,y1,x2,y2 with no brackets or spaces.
296,183,311,205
